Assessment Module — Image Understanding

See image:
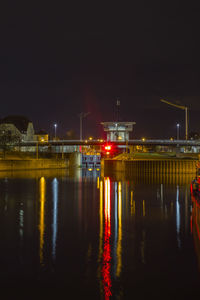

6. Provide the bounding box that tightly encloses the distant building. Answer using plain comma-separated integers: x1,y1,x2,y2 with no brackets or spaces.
101,121,136,141
0,115,35,141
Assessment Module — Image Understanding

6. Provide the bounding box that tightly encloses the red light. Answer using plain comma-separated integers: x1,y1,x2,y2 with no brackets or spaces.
105,145,111,151
102,143,120,158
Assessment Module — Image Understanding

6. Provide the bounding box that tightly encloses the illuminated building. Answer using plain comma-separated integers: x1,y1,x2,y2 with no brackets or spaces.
0,115,35,142
36,130,49,142
101,122,136,142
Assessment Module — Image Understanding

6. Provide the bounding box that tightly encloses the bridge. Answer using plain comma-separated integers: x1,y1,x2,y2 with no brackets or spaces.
18,139,200,147
14,139,200,168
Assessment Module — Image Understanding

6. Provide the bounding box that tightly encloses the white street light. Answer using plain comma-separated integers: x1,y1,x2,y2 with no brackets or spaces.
161,99,188,140
176,123,180,140
54,123,57,140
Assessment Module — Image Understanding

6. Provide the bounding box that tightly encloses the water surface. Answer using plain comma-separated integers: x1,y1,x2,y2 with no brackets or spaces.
0,168,200,298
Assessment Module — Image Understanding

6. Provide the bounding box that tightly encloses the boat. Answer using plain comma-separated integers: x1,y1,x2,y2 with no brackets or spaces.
190,177,200,197
190,161,200,198
190,162,200,270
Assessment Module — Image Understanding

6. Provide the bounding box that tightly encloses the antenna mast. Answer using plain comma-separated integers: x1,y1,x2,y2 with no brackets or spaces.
116,98,120,122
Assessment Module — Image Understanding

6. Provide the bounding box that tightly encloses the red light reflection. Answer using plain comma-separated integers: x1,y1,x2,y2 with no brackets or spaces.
102,177,112,299
191,193,200,272
191,194,200,241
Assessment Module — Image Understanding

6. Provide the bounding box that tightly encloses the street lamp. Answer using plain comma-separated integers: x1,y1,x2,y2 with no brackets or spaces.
161,99,188,140
176,123,180,140
54,123,57,140
78,112,90,141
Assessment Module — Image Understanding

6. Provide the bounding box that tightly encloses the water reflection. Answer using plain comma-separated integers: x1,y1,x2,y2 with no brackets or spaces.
96,170,197,298
39,177,46,265
19,205,24,240
185,186,189,234
114,182,118,275
130,190,135,216
52,178,58,261
19,202,24,264
102,177,112,299
0,169,69,179
98,178,124,299
176,185,181,248
105,171,194,185
191,194,200,271
0,169,199,296
116,181,122,278
98,180,103,262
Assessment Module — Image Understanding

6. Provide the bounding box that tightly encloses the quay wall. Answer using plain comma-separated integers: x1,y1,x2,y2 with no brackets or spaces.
103,159,198,176
0,158,68,171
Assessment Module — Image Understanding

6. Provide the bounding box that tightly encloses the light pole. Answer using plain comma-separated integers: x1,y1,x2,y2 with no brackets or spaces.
161,99,188,140
176,123,180,140
78,112,90,141
54,123,57,140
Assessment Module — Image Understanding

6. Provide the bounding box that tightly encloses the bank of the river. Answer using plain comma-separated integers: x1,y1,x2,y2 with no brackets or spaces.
0,158,68,171
113,151,199,160
102,153,198,177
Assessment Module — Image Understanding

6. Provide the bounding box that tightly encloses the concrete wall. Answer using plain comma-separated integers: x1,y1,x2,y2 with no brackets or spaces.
0,158,68,171
103,159,197,175
69,152,82,167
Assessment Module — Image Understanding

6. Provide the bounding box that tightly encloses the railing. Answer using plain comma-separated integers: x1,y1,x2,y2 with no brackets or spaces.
16,139,200,147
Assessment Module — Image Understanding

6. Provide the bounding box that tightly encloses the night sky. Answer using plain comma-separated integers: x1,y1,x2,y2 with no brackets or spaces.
0,2,200,139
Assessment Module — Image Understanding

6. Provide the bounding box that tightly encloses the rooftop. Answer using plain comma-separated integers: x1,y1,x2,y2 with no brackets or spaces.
0,115,31,133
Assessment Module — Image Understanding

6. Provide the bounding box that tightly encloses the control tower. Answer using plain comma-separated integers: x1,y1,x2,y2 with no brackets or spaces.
101,121,136,142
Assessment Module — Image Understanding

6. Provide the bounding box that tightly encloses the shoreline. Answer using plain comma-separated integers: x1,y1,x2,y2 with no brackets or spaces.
0,158,68,171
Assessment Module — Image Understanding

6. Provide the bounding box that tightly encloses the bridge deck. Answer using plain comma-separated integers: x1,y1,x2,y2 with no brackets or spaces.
18,139,200,147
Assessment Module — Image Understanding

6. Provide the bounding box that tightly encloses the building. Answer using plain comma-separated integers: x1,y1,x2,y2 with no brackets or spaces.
35,130,49,142
0,115,35,141
101,121,136,141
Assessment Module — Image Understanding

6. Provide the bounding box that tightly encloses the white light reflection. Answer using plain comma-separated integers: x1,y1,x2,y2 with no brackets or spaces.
113,182,118,277
116,181,122,277
19,206,24,238
185,186,188,234
160,184,164,216
52,178,58,261
39,177,46,265
176,185,181,248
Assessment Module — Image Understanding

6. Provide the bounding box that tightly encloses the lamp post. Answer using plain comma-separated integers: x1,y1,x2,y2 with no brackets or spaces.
54,123,57,140
161,99,188,140
176,123,180,140
78,112,90,141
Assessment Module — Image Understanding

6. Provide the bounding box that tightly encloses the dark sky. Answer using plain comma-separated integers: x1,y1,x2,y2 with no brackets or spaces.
0,2,200,139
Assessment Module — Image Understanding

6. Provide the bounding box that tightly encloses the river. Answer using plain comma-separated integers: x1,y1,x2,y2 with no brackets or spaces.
0,168,200,299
